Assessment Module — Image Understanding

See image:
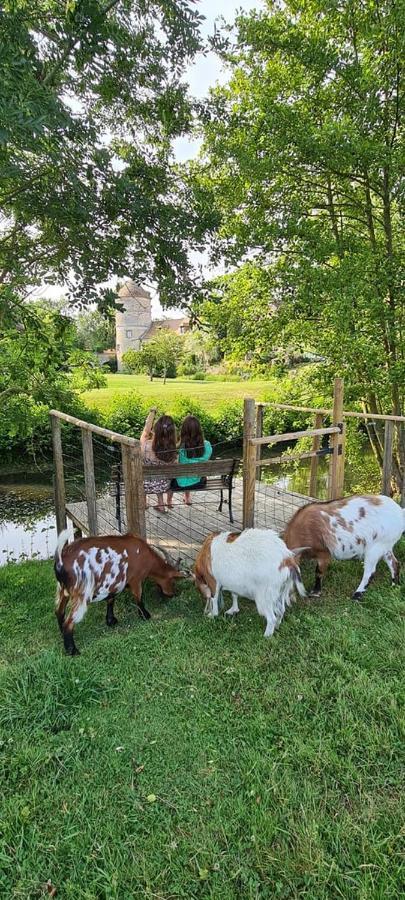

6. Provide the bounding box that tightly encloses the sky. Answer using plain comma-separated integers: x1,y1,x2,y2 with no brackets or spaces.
172,0,261,165
40,0,263,317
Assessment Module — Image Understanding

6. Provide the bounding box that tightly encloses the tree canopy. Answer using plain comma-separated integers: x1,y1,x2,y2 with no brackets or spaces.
191,0,404,427
0,0,203,328
123,328,184,381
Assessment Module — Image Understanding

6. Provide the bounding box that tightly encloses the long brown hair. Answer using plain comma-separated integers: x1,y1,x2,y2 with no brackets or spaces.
152,415,177,462
180,415,205,459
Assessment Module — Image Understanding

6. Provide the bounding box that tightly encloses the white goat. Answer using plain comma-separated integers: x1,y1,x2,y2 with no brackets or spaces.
283,494,405,598
193,529,306,638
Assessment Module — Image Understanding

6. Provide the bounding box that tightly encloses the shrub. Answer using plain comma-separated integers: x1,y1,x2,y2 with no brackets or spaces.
177,360,198,376
213,402,244,445
106,392,152,438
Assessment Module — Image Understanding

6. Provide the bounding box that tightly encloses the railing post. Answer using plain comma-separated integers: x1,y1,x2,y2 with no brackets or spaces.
309,412,324,498
329,377,345,499
121,444,146,538
256,404,264,482
81,429,98,534
381,420,394,496
243,398,257,529
51,414,67,534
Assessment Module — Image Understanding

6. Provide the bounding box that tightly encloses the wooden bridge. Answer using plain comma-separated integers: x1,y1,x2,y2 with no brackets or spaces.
50,379,356,566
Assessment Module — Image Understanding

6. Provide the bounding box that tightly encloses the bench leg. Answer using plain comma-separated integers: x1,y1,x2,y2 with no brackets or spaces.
228,484,234,524
218,489,224,514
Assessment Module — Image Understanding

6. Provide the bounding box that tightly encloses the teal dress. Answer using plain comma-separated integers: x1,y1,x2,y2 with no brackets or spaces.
177,440,213,488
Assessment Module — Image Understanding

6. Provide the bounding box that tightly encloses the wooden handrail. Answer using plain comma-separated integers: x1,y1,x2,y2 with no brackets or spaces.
256,448,332,468
250,426,340,446
257,402,405,423
50,410,140,447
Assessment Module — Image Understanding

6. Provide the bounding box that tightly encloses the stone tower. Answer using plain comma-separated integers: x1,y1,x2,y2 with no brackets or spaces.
115,280,152,372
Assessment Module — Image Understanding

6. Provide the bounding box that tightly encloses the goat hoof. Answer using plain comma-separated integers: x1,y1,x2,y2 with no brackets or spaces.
309,590,321,598
138,607,151,620
107,616,118,627
352,592,363,601
66,646,80,656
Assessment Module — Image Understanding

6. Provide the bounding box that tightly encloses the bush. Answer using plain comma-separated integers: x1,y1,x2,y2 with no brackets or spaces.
177,360,198,376
106,392,151,438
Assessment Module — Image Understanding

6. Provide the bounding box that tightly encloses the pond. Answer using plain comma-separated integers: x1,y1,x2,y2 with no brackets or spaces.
0,470,58,566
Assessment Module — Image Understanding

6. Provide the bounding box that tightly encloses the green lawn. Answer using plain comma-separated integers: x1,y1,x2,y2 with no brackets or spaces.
82,374,275,414
1,554,404,898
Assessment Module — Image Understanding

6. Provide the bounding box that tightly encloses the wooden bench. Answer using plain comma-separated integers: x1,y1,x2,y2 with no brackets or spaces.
109,458,240,526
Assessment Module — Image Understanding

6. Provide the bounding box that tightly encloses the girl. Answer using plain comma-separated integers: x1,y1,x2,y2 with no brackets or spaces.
176,415,212,505
140,414,177,513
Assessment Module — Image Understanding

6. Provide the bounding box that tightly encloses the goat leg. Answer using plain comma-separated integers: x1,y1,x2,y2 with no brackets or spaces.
62,617,80,656
106,595,118,627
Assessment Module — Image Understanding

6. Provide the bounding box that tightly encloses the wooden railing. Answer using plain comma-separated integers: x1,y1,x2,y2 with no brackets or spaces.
49,410,146,538
242,378,346,528
50,410,241,538
244,376,405,526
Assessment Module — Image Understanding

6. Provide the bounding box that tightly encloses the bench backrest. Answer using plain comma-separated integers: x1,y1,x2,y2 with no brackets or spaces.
142,457,240,480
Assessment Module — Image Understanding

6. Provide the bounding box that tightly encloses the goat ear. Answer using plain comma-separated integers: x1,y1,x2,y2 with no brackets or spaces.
290,546,311,557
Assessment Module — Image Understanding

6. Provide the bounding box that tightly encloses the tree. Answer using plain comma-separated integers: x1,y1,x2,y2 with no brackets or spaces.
0,0,203,333
75,309,115,353
0,305,76,455
191,0,405,489
123,329,184,381
123,346,156,380
68,349,108,390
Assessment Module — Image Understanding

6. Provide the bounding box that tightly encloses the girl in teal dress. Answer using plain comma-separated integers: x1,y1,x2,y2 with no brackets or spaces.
176,415,212,505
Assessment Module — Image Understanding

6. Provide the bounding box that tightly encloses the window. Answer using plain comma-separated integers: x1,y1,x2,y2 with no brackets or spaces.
126,329,133,338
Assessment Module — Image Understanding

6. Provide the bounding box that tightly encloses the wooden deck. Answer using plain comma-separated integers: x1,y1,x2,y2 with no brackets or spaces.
66,480,314,567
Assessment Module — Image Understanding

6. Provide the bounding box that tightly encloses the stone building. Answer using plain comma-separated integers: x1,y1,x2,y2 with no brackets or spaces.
115,280,190,371
115,281,152,371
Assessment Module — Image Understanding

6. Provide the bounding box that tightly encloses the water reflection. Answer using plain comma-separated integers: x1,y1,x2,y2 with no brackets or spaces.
0,474,56,566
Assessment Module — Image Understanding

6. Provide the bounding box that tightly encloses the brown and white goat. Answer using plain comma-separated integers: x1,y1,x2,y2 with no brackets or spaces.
283,494,404,599
194,528,306,637
54,530,183,655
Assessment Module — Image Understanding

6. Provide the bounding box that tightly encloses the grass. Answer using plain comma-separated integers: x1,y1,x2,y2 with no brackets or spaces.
81,374,276,414
1,552,404,899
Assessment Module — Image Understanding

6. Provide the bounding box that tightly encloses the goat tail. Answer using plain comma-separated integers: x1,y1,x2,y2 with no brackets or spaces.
291,565,306,598
54,528,70,583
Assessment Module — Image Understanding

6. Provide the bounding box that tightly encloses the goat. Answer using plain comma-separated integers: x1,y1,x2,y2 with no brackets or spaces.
283,494,405,599
193,529,306,638
54,530,183,655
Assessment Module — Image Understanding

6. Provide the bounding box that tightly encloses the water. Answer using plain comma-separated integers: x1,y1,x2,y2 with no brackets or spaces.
0,471,58,566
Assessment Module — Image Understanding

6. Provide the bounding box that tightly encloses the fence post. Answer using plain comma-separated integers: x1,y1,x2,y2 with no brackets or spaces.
121,444,146,538
381,420,394,496
256,404,264,482
309,412,324,498
243,398,257,529
51,414,67,534
81,429,98,534
329,377,345,499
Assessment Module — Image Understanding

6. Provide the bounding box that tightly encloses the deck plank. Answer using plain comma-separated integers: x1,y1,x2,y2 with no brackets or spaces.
66,479,313,565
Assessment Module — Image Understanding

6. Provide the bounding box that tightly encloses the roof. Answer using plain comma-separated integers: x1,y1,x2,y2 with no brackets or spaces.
117,280,151,299
141,317,190,341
